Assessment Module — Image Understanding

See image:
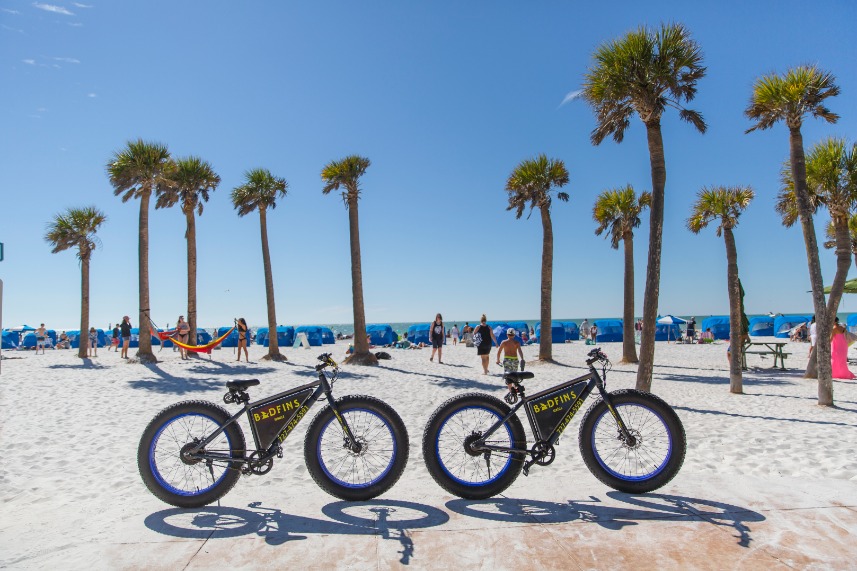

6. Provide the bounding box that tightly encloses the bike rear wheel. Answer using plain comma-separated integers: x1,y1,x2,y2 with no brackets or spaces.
579,389,686,493
138,400,245,508
304,395,408,501
422,393,526,500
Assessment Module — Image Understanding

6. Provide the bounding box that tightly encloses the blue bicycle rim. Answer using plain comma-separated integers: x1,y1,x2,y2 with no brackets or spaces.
316,408,396,489
437,406,513,487
591,403,672,482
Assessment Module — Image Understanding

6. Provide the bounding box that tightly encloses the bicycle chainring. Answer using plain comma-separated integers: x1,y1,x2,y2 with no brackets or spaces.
532,441,555,466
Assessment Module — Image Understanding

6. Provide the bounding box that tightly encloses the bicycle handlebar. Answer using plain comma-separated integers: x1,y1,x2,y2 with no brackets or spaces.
315,353,338,371
586,347,609,366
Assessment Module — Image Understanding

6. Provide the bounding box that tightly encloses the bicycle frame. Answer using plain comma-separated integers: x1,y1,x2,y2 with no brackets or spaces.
185,365,359,466
474,363,633,457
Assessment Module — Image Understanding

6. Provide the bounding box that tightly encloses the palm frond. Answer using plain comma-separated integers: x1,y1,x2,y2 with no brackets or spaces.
231,168,288,217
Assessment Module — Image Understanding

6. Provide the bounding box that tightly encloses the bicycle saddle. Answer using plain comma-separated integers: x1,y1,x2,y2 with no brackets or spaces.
227,379,260,391
505,372,534,382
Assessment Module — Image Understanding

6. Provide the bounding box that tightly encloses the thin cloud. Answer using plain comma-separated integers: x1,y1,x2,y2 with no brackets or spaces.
54,57,80,63
87,93,96,98
32,3,75,15
68,22,83,26
2,24,26,33
558,89,583,108
2,8,21,13
23,59,36,65
72,2,93,7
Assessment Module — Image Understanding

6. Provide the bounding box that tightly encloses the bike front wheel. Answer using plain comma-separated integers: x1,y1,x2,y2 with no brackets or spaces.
138,400,246,508
422,393,527,500
579,389,686,493
304,395,409,501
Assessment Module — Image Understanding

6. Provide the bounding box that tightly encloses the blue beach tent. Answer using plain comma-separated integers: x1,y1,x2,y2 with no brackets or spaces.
408,323,431,345
196,329,212,345
294,326,323,346
68,329,109,348
320,327,335,345
561,321,580,341
366,324,396,346
263,326,295,347
847,314,857,334
655,323,682,341
593,320,623,343
218,326,240,347
22,330,57,348
491,323,511,346
774,315,811,338
256,327,269,345
749,316,775,337
534,322,566,344
701,316,731,340
2,330,19,349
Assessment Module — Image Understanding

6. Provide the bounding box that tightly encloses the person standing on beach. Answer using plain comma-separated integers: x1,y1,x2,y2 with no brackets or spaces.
809,316,817,358
120,316,131,359
451,324,460,346
473,314,498,374
110,324,120,352
580,319,589,343
237,318,250,362
590,323,598,344
88,327,98,357
496,328,524,375
430,313,445,363
176,316,190,360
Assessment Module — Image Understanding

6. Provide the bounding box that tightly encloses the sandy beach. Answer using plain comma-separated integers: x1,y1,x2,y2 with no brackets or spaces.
1,339,856,569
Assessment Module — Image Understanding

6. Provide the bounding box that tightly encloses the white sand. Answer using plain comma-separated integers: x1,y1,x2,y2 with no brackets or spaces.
1,339,856,568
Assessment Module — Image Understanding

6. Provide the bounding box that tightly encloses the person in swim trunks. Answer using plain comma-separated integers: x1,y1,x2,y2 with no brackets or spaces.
496,328,524,389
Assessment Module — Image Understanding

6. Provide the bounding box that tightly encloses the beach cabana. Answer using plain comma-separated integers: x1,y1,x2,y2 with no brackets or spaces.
218,326,240,347
320,326,335,344
534,322,566,344
655,323,682,341
491,323,511,346
561,321,580,341
294,326,323,346
195,329,212,345
255,327,269,345
847,314,857,334
749,316,775,337
1,330,19,349
593,320,623,342
22,330,57,348
700,316,731,340
68,329,109,348
774,315,811,338
366,324,396,346
408,323,432,345
263,326,295,347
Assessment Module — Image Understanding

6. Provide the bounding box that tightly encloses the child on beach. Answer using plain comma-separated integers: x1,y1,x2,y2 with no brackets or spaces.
496,328,524,390
88,327,98,357
110,324,120,351
430,313,445,363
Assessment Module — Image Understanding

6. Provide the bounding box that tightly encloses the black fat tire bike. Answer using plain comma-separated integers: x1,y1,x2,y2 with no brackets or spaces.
138,354,409,508
422,348,686,500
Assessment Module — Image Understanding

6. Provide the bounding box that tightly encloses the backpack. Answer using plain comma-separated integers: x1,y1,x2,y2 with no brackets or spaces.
375,351,392,360
472,332,483,347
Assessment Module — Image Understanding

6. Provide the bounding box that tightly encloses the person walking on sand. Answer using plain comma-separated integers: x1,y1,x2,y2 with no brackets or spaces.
88,327,98,357
497,328,525,389
430,313,445,363
236,317,250,362
473,314,498,374
830,317,855,380
451,323,460,346
120,316,132,359
176,316,190,360
35,323,48,354
110,324,120,352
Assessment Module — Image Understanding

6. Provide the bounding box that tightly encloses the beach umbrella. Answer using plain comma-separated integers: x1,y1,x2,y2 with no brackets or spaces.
656,315,687,325
823,278,857,294
6,324,35,332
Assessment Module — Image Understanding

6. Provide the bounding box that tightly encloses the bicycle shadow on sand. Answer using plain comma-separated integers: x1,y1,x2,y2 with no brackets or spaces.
446,493,764,547
145,499,449,564
378,364,502,392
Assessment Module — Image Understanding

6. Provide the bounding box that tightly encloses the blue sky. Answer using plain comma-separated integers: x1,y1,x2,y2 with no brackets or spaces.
2,0,856,330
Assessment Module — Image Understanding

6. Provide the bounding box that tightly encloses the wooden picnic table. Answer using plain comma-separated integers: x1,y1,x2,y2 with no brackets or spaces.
742,340,790,370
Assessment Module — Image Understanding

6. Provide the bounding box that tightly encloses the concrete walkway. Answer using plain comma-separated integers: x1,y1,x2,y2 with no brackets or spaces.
16,474,856,570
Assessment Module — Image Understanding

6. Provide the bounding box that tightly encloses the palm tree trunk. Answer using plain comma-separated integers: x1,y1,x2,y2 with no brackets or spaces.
826,214,852,319
258,208,284,361
79,251,90,359
621,231,638,363
724,227,743,394
789,128,833,405
538,205,554,361
636,121,667,392
185,208,198,347
137,189,155,362
346,196,377,366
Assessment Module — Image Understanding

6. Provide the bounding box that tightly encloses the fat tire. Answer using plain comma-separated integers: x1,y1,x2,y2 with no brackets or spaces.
138,400,245,508
303,395,409,501
578,389,686,494
422,393,527,500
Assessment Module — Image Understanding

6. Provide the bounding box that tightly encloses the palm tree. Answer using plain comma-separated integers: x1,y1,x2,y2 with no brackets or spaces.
231,168,288,362
582,23,707,392
44,207,107,359
593,185,651,364
107,139,174,363
687,186,754,394
157,157,221,344
321,155,376,366
746,66,840,406
778,137,857,379
506,154,570,362
823,214,857,270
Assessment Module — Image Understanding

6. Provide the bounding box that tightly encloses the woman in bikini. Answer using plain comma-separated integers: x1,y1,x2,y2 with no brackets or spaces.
237,317,249,362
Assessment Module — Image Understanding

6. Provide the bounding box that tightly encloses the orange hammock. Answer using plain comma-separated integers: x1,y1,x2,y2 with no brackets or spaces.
149,326,237,355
